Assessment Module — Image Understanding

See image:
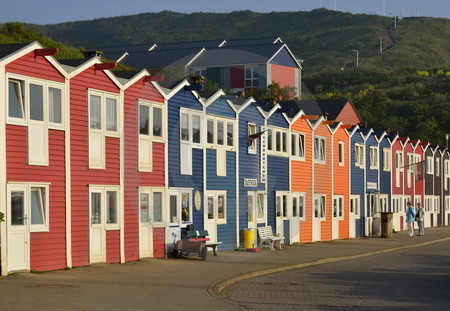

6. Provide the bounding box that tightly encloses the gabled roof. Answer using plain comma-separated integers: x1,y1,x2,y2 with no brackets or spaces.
224,37,282,47
296,98,362,124
189,43,286,67
0,43,30,60
151,39,226,50
93,43,154,54
111,48,205,70
294,100,323,117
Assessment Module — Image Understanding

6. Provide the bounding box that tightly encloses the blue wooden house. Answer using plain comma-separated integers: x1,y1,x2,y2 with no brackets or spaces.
163,80,206,254
261,103,294,243
203,90,238,250
230,97,266,247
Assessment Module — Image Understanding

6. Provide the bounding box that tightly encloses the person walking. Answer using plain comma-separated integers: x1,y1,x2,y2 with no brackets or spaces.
415,203,425,236
406,201,415,236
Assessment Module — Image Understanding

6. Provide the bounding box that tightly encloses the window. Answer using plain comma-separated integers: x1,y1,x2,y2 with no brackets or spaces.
8,79,25,120
436,158,440,177
338,141,344,166
90,186,120,229
8,76,64,127
89,90,120,169
427,156,434,174
245,67,259,88
314,194,326,219
333,196,344,219
291,133,305,160
396,151,404,171
206,191,227,224
276,192,289,219
180,110,203,146
292,193,305,220
140,188,164,225
350,195,360,217
383,148,391,171
355,144,364,168
8,184,50,232
247,191,266,224
369,146,379,169
267,127,289,156
314,137,326,164
139,101,165,172
248,123,257,154
169,190,192,225
206,116,235,150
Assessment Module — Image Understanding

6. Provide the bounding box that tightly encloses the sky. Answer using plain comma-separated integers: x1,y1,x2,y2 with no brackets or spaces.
1,0,449,24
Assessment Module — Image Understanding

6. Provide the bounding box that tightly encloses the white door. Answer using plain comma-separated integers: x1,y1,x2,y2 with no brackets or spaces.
349,196,358,238
290,194,301,243
139,192,153,258
90,190,105,263
313,195,325,241
275,193,284,237
8,186,29,271
332,196,341,239
205,194,218,243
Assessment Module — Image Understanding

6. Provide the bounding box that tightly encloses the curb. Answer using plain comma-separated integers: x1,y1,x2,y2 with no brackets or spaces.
208,236,450,297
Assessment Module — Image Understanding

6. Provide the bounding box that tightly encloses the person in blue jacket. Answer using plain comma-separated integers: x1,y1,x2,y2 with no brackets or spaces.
406,201,416,236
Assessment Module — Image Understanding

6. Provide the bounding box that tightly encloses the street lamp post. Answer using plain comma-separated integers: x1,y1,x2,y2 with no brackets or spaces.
445,134,449,150
352,49,359,67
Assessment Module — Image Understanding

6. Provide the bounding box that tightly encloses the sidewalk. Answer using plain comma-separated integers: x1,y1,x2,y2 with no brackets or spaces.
1,227,449,311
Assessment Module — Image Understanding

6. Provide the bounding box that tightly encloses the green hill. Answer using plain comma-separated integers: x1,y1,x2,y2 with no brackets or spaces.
29,9,450,73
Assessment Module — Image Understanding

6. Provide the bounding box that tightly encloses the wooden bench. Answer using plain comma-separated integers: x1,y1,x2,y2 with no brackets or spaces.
173,230,222,259
257,226,284,250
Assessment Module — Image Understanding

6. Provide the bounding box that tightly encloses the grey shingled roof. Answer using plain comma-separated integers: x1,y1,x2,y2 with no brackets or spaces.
190,43,284,67
0,43,31,59
117,48,204,69
152,39,225,50
95,43,153,54
224,37,282,47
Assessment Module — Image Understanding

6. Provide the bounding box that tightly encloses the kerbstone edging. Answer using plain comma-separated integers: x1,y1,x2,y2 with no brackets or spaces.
208,236,450,297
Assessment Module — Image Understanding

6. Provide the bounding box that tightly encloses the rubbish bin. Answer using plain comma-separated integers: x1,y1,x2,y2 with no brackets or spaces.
243,228,255,249
380,212,393,238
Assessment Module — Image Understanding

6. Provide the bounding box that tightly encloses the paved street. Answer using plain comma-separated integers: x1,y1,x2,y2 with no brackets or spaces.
0,227,449,310
226,240,450,310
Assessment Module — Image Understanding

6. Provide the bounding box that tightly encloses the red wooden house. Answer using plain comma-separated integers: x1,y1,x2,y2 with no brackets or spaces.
0,42,68,275
60,55,123,267
112,70,167,260
391,137,408,231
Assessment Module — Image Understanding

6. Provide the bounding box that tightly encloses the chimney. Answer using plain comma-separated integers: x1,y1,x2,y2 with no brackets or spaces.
83,50,103,59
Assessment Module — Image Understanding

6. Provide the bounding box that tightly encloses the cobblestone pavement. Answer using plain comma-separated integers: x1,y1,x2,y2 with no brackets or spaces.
225,240,450,310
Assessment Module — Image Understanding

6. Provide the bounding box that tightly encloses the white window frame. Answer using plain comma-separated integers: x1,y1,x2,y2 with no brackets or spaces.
369,146,379,170
313,136,326,164
268,127,289,157
291,132,305,161
396,151,404,172
436,157,440,177
350,195,360,218
445,160,450,191
139,187,165,227
248,191,266,224
180,109,203,148
383,148,391,171
333,195,344,220
206,115,236,151
338,141,344,166
206,191,227,225
292,193,306,220
248,122,257,154
427,156,434,174
8,183,50,232
314,194,326,220
89,185,121,230
355,144,365,168
7,74,65,129
168,189,193,226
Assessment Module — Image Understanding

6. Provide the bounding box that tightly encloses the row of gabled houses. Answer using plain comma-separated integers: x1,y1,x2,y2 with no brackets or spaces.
1,41,449,276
